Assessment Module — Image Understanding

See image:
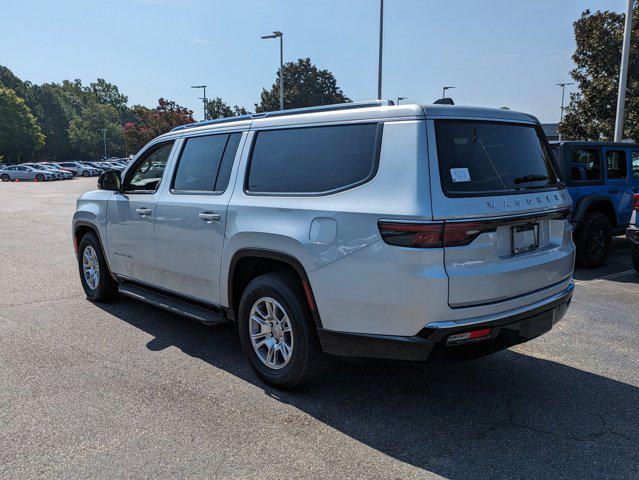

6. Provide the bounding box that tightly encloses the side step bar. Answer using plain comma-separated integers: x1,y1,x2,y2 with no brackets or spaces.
118,283,225,326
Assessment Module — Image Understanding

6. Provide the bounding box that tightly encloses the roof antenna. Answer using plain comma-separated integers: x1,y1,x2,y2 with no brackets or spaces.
434,98,454,105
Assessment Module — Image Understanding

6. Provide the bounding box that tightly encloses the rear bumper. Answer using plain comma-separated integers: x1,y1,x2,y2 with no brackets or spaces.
317,282,574,362
627,226,639,244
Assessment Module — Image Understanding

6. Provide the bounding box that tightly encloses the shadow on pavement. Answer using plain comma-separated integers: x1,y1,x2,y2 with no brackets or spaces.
573,236,633,282
96,299,638,479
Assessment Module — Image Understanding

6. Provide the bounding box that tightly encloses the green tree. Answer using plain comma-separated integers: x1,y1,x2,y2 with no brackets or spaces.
255,58,351,112
560,4,638,141
205,97,250,119
0,87,45,164
29,84,73,160
68,103,125,159
123,98,194,153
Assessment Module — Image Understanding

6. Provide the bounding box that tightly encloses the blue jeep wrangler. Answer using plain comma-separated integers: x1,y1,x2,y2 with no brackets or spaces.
551,141,639,268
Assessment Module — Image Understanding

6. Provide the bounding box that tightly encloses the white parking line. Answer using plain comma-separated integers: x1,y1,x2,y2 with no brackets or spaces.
574,269,637,286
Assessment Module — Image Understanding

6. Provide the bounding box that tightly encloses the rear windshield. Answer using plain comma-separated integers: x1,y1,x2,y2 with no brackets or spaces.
435,121,559,196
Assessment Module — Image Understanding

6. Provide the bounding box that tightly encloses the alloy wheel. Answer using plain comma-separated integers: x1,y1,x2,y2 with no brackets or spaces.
249,297,294,370
82,246,100,291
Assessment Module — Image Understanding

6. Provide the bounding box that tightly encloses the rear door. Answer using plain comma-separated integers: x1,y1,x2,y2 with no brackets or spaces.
154,132,244,303
603,147,632,228
428,119,574,308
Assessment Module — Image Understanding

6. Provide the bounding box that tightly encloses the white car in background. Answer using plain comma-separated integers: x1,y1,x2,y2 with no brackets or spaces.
0,165,55,182
24,163,73,180
57,161,100,177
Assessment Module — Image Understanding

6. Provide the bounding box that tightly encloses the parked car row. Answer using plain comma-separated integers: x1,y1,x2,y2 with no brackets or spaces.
0,159,130,182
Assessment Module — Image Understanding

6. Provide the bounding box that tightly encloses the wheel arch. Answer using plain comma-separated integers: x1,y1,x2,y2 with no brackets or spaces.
226,248,323,329
73,221,117,281
572,195,617,228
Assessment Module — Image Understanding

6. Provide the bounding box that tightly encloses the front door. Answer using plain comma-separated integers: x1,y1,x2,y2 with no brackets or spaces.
603,147,632,228
154,132,243,304
106,140,176,284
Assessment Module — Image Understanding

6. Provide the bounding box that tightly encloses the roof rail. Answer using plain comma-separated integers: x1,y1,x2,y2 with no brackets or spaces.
170,100,394,132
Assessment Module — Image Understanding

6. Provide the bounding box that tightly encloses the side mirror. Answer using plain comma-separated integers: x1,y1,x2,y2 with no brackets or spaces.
98,170,121,191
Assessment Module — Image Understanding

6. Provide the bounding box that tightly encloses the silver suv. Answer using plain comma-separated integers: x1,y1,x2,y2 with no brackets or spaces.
72,101,575,388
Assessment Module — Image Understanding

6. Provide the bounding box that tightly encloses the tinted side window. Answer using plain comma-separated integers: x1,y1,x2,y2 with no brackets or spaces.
570,148,601,182
606,150,627,179
215,133,242,192
247,124,379,194
173,135,228,192
127,141,174,192
632,150,639,179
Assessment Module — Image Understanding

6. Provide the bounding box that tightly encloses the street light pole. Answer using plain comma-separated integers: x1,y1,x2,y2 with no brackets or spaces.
261,31,284,110
191,85,208,121
442,86,455,98
557,82,574,141
377,0,384,100
397,97,406,105
101,128,107,159
614,0,634,142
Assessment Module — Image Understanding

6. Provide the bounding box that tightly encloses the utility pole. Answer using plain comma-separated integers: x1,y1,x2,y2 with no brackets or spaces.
557,82,574,141
191,85,208,121
377,0,384,100
614,0,634,142
442,86,455,98
101,128,107,159
397,96,406,105
261,31,284,110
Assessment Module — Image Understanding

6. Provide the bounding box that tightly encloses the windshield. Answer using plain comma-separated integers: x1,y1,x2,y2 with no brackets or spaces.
435,120,559,196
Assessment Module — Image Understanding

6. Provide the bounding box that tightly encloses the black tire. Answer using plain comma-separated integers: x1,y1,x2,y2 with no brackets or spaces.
77,232,118,302
1,174,9,182
82,170,90,177
574,212,612,268
237,271,328,389
35,174,44,182
632,246,639,273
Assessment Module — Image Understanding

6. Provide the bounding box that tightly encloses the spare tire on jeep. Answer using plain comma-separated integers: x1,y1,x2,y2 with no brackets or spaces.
574,211,611,268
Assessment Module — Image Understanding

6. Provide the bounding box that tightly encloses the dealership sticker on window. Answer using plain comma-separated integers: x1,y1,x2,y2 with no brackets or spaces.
450,167,471,183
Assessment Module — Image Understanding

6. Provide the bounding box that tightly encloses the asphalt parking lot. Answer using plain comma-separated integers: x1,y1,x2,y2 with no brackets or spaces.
1,178,637,479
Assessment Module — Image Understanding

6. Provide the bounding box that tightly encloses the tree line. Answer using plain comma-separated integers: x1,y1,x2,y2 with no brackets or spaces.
0,58,349,164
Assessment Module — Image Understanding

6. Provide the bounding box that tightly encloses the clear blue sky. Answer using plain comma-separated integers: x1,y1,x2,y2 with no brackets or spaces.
0,0,628,123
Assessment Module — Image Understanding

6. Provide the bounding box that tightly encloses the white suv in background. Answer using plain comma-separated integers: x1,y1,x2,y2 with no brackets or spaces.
73,101,575,388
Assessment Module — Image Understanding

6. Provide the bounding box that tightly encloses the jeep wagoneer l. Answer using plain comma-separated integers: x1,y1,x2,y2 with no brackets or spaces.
73,101,575,388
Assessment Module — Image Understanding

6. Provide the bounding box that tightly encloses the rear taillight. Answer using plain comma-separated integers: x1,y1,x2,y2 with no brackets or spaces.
378,222,443,248
633,194,639,211
443,222,492,247
378,221,495,248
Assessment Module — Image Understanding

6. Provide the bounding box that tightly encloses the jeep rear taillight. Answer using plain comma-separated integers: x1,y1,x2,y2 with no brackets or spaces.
378,221,495,248
378,222,444,248
633,193,639,211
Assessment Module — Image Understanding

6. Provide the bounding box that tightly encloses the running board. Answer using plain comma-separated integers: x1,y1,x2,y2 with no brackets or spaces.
118,283,225,326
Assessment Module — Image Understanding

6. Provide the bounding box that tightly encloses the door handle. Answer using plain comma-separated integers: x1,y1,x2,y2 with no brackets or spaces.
609,189,619,194
136,207,152,216
198,211,221,222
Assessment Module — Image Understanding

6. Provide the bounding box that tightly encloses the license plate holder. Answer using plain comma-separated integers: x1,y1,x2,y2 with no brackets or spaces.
511,222,539,255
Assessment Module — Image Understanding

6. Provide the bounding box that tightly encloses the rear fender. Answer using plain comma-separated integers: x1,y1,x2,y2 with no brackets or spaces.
572,195,616,227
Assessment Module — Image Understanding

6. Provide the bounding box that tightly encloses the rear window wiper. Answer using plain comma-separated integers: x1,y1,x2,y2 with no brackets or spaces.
472,128,506,189
514,173,548,184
